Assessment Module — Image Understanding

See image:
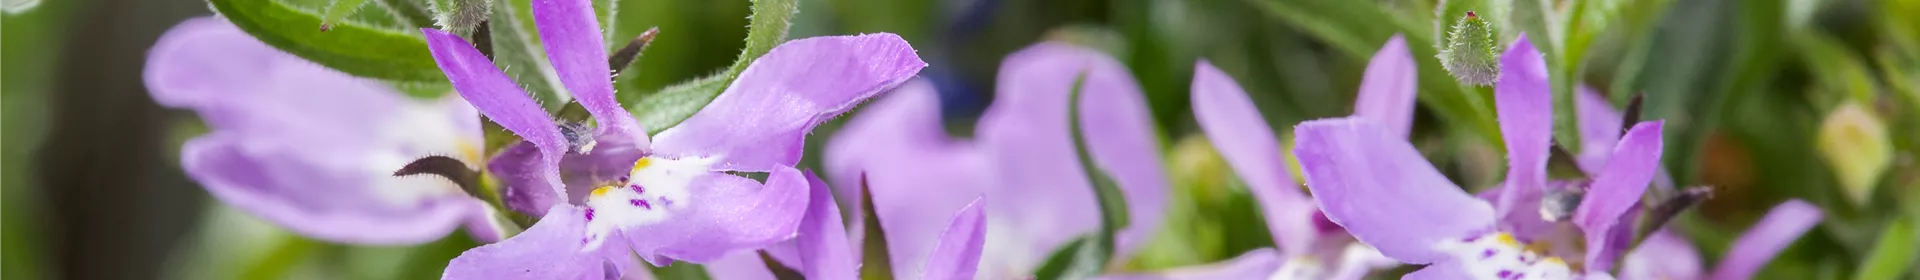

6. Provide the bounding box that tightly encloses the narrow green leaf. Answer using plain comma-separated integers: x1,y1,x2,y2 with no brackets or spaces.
725,0,797,81
1030,236,1106,280
210,0,447,81
1854,216,1918,280
1067,73,1130,232
619,0,794,133
631,74,728,134
320,0,375,30
491,0,569,108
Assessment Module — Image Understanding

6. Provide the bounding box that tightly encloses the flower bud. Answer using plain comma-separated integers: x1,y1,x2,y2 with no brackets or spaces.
1438,11,1501,86
1817,102,1893,206
431,0,492,34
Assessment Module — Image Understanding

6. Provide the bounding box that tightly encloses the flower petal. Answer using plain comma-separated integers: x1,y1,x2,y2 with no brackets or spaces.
620,166,810,264
1621,230,1703,280
530,0,647,146
1573,86,1621,173
1493,34,1553,220
1092,249,1284,280
442,206,615,280
973,43,1165,272
1710,200,1822,280
1352,34,1419,138
651,33,926,172
1575,121,1663,270
1191,60,1315,255
921,197,987,280
153,18,489,244
794,171,858,279
824,80,991,278
423,28,570,209
1292,118,1495,264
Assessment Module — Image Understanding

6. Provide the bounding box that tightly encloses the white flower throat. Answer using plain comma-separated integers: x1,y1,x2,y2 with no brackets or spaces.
580,155,717,249
1435,232,1574,280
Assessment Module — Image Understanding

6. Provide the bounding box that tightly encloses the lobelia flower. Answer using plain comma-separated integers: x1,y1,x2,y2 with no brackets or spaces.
1620,200,1823,280
702,171,988,280
1097,34,1419,280
821,42,1169,279
146,17,503,245
420,0,925,276
1291,35,1668,279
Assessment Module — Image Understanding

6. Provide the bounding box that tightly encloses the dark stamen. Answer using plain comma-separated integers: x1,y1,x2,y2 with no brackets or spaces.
394,155,482,198
1642,186,1713,232
608,27,660,79
556,120,596,154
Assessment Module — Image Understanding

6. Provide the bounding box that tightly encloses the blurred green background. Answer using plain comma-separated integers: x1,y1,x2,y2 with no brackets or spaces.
4,0,1920,279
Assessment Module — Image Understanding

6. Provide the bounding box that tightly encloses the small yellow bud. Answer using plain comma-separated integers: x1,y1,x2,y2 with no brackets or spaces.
1817,102,1893,206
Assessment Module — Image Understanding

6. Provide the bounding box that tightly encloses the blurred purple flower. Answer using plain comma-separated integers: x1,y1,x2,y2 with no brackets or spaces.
146,17,501,245
704,172,988,280
1292,35,1669,279
822,42,1168,279
421,0,924,276
1095,35,1418,280
1620,200,1822,280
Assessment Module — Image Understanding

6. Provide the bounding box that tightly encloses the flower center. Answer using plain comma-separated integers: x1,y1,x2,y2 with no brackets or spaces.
578,155,716,248
1436,232,1573,280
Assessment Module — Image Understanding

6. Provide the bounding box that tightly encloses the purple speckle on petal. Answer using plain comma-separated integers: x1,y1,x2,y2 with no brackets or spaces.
1498,270,1513,279
619,175,630,182
631,184,645,194
1481,249,1497,259
584,208,597,221
658,196,673,206
633,199,652,209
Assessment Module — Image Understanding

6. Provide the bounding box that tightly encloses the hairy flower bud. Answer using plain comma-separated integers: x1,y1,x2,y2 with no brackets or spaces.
1438,11,1501,86
1817,102,1893,206
430,0,491,34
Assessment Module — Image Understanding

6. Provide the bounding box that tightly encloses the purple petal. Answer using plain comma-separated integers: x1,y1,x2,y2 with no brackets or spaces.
973,43,1164,269
494,143,565,216
620,166,810,264
1475,182,1565,242
1621,230,1703,280
560,135,648,203
650,34,926,172
529,0,647,146
1575,121,1664,269
152,18,489,244
1191,60,1316,255
1573,86,1622,174
824,80,991,278
794,171,858,279
1292,118,1495,264
1352,34,1419,138
424,28,570,208
703,251,779,280
921,197,987,280
1710,200,1823,280
1075,45,1171,258
1092,249,1284,280
1492,34,1553,220
443,206,614,280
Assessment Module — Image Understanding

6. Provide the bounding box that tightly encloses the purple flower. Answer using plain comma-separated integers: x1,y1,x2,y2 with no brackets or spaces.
1291,35,1668,279
703,171,988,280
421,0,925,276
1096,35,1418,280
822,42,1169,278
146,17,501,245
1620,200,1823,280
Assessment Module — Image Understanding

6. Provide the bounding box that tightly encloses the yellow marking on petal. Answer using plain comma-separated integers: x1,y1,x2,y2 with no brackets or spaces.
1543,257,1566,266
1525,241,1554,254
591,186,616,197
632,157,654,171
1494,232,1519,247
457,141,483,163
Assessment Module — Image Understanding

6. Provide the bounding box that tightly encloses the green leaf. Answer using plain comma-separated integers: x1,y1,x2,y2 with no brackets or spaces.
725,0,796,81
210,0,448,82
631,74,727,134
618,0,794,133
1854,216,1918,280
321,0,375,29
492,0,568,108
1030,236,1107,280
653,262,714,280
759,250,806,280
